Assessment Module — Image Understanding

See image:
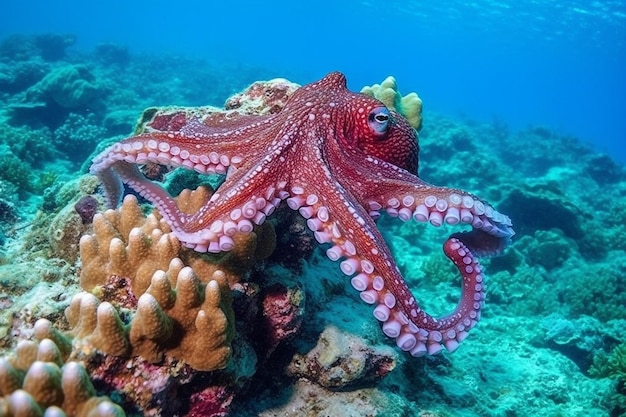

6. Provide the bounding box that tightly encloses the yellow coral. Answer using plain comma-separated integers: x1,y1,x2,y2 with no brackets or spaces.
80,189,275,292
0,339,124,417
361,76,423,131
79,194,181,295
64,266,233,371
73,192,241,371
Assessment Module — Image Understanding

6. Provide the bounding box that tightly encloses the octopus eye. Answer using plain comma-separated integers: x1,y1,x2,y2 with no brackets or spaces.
368,107,390,135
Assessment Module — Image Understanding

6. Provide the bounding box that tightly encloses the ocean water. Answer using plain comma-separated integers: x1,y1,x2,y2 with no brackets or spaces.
4,0,626,163
1,1,626,417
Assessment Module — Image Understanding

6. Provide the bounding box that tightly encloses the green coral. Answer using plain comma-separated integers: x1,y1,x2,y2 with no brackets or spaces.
590,343,626,411
36,64,101,108
591,343,626,382
0,145,34,194
559,262,626,322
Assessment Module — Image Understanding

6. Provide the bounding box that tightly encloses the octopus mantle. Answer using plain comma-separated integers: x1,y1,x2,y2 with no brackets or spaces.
90,72,514,357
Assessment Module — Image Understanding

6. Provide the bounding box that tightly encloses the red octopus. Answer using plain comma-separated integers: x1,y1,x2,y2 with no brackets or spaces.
90,72,514,356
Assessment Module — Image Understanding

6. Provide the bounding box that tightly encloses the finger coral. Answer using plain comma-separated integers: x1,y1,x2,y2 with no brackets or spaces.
0,339,124,417
79,193,183,295
76,193,237,371
67,266,233,371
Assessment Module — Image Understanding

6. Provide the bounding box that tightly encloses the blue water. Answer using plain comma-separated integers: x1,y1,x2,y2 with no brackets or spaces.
4,0,626,163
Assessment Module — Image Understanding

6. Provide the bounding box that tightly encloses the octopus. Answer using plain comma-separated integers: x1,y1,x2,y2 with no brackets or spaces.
90,72,514,356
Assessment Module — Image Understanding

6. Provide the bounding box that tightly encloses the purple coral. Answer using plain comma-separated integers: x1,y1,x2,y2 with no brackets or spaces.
74,195,99,224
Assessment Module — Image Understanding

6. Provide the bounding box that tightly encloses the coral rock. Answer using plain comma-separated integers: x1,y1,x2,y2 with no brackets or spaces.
74,196,99,225
259,283,304,353
287,326,397,389
224,78,300,115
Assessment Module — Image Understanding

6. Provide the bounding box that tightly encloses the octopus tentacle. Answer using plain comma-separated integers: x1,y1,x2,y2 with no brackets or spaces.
174,177,289,253
92,160,289,253
328,147,513,253
307,132,509,353
290,177,485,356
91,131,248,174
91,131,246,206
371,185,513,255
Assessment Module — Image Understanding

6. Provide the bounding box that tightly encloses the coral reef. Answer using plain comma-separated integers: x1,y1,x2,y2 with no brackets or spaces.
0,32,624,416
0,61,48,94
2,181,293,415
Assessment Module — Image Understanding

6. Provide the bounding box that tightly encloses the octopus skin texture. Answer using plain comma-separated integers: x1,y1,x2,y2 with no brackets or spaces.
90,71,514,357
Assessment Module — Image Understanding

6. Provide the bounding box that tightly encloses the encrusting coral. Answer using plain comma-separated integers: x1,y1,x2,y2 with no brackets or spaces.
287,326,397,389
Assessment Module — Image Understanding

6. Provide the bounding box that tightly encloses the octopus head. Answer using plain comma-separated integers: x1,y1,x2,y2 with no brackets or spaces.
353,100,419,174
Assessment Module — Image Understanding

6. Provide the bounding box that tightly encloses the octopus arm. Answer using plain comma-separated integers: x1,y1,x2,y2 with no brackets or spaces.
291,174,489,356
330,150,514,256
90,134,293,254
90,130,252,201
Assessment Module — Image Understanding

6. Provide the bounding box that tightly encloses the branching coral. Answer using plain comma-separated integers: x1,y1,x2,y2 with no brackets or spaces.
591,343,626,382
53,113,108,161
590,342,626,411
0,145,35,194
